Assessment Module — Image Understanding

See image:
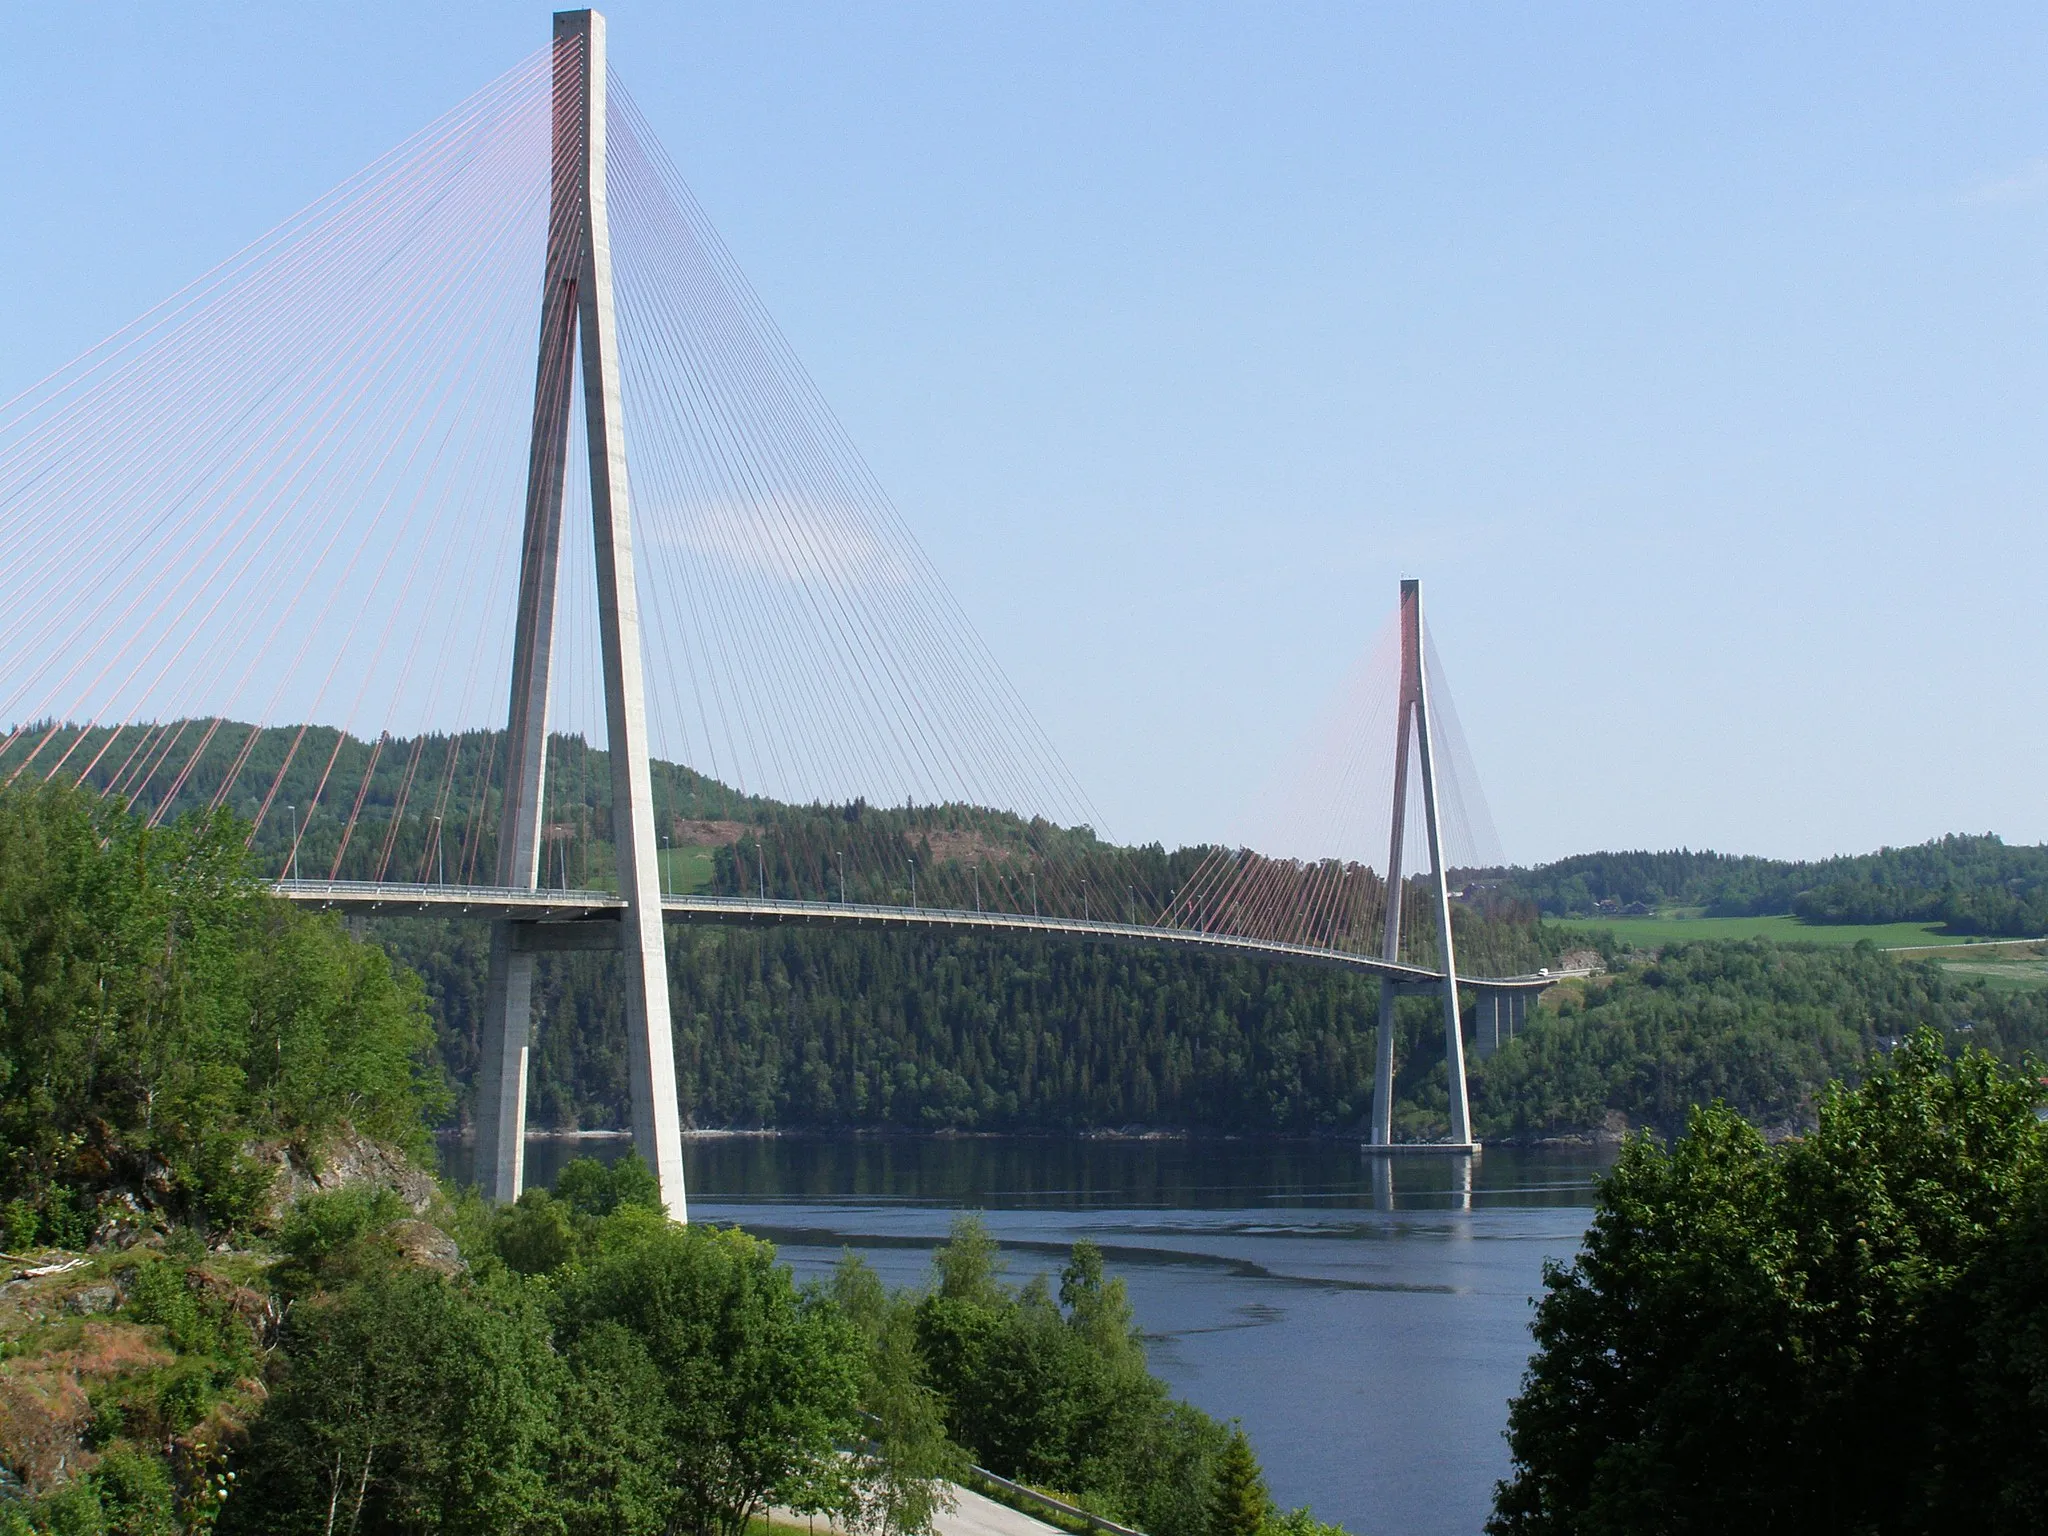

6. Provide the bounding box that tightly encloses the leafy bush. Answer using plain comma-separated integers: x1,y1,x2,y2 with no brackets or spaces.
552,1154,661,1217
0,1443,176,1536
550,1218,866,1536
276,1187,408,1268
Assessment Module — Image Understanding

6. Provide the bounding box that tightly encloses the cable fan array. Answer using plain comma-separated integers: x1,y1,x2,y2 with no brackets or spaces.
0,46,558,876
0,41,1509,961
0,45,1128,920
1159,608,1505,970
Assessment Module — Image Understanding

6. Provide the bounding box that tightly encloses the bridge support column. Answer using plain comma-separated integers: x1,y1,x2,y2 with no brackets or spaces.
477,927,533,1201
1368,580,1475,1152
474,8,687,1220
1469,987,1511,1060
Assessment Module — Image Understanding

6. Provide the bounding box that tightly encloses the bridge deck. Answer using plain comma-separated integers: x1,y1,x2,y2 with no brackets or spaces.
274,880,1565,990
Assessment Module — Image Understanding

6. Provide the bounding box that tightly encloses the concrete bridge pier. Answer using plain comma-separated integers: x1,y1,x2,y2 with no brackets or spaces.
1468,985,1527,1060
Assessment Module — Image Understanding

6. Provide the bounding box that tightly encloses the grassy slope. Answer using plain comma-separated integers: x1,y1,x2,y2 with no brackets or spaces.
658,844,719,894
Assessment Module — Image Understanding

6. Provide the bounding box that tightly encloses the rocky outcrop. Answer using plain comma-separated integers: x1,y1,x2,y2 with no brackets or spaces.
386,1220,465,1278
246,1125,441,1228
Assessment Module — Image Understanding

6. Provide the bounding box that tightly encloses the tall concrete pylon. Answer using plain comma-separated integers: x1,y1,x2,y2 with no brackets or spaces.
475,9,688,1219
1367,579,1475,1152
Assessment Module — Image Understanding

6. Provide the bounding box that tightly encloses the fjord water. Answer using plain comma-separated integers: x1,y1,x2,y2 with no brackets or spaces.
484,1137,1609,1536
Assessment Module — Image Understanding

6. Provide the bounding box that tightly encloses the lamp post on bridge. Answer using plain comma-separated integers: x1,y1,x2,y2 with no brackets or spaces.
287,805,298,881
432,815,444,886
755,839,766,897
836,850,846,903
1030,869,1037,917
972,862,980,913
907,858,917,910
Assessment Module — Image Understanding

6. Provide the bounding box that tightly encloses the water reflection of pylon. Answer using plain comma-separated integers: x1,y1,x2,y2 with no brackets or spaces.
1366,580,1478,1154
1366,1150,1474,1211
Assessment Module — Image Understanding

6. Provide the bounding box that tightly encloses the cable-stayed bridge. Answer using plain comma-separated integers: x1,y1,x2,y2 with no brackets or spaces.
0,11,1552,1220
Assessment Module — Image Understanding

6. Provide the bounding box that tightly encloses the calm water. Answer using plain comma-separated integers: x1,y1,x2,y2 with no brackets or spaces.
447,1137,1610,1536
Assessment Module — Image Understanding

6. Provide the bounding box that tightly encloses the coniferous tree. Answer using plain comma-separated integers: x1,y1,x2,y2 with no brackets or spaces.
1208,1428,1269,1536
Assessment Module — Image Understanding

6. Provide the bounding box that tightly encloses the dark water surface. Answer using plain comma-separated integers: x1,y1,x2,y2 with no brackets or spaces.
451,1137,1610,1536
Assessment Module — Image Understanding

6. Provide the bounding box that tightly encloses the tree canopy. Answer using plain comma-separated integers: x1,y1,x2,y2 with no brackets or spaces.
0,782,447,1237
1491,1031,2048,1535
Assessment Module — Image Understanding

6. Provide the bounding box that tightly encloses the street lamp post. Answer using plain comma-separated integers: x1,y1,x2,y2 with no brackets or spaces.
432,815,445,886
1082,880,1089,922
907,859,917,911
1030,870,1037,917
287,805,298,882
972,863,980,913
837,850,846,903
755,840,766,897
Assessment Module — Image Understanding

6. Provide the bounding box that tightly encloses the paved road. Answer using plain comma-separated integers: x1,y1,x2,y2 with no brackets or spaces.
932,1485,1065,1536
771,1484,1062,1536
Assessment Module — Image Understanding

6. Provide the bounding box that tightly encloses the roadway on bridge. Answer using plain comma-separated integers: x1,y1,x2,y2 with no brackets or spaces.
273,879,1563,991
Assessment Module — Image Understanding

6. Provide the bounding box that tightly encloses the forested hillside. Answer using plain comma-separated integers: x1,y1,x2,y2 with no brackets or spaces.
23,720,2048,1143
1474,939,2048,1139
377,910,1563,1142
381,919,2048,1145
1502,832,2048,935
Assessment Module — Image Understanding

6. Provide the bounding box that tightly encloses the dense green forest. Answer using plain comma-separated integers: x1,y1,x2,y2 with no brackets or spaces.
1491,1035,2048,1534
1502,833,2048,935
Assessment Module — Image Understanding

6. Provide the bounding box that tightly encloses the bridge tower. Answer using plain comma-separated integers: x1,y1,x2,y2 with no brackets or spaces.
1368,580,1475,1152
475,9,688,1218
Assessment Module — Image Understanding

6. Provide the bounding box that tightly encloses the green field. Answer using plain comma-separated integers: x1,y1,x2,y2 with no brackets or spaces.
658,844,719,894
1556,912,1992,949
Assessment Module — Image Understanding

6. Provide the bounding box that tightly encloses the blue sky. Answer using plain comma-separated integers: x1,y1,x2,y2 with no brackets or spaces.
6,3,2048,863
